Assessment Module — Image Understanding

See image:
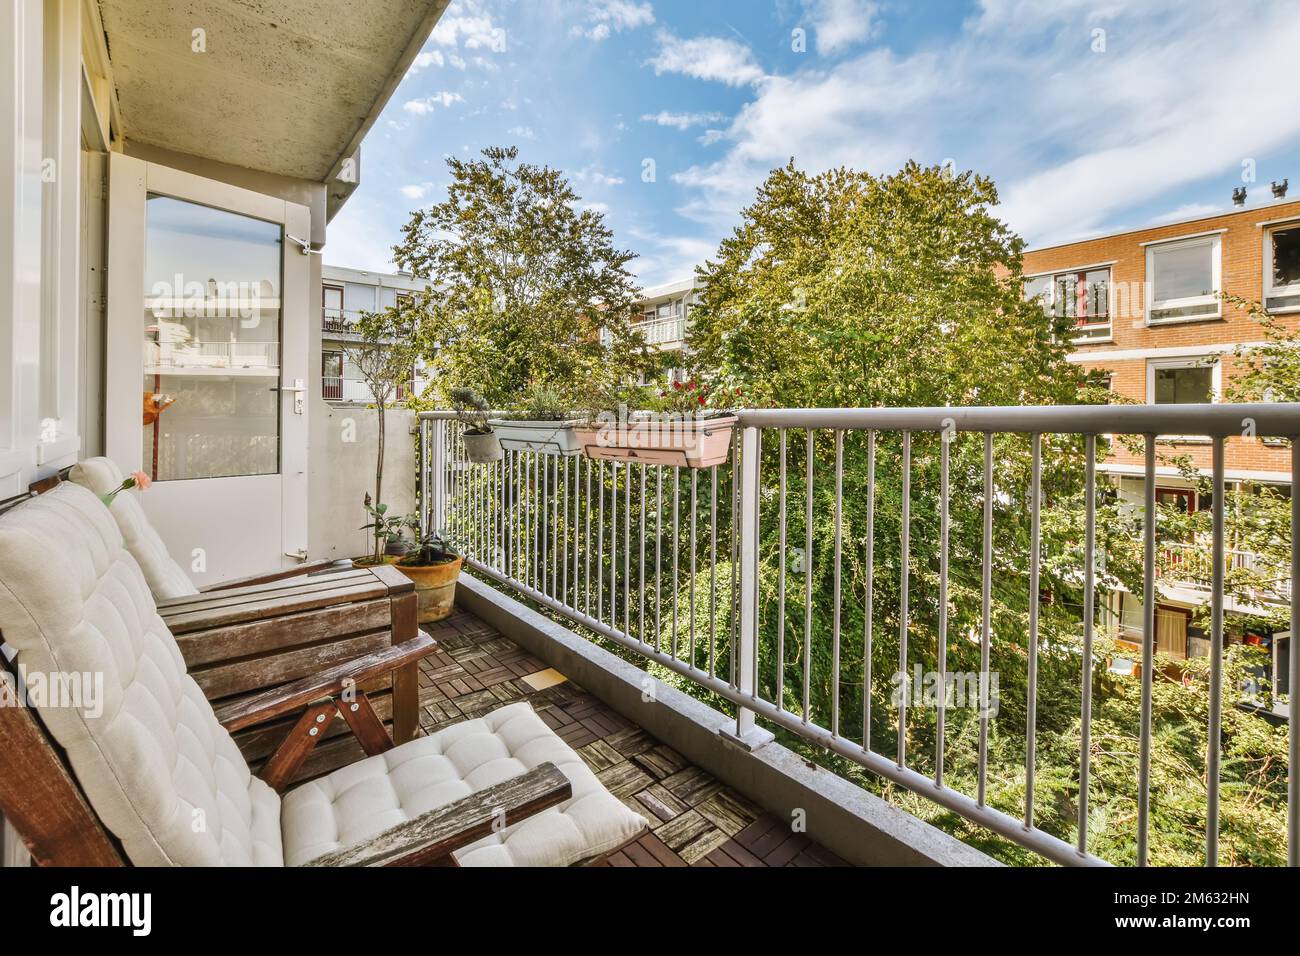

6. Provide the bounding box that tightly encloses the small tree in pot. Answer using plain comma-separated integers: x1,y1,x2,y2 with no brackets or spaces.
394,530,464,623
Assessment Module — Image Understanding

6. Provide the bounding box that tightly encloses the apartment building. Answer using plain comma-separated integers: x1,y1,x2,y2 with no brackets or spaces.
1022,188,1298,689
631,277,696,384
320,264,431,403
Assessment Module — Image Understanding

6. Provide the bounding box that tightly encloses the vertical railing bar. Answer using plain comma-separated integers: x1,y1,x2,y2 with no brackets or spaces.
803,428,814,724
832,429,843,737
552,456,560,599
751,429,762,699
777,429,787,714
864,430,874,753
655,464,662,654
640,462,647,646
573,454,581,611
585,457,592,616
1289,437,1299,867
1137,434,1156,864
542,453,550,597
690,468,698,666
597,460,605,623
1079,433,1097,856
561,456,569,602
977,432,992,802
1025,432,1042,828
624,466,631,638
610,462,619,631
671,466,680,659
899,430,911,770
709,464,718,678
1206,435,1226,867
937,428,949,788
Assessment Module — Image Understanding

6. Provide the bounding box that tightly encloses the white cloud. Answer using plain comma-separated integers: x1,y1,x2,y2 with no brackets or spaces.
572,1,655,41
803,0,878,55
431,1,505,51
508,125,537,140
402,92,464,115
640,110,726,130
399,184,431,200
648,31,765,86
410,50,444,72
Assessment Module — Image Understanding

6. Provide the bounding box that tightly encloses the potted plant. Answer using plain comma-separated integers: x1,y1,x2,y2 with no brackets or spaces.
574,379,738,469
451,387,503,463
394,530,464,623
489,381,583,455
356,494,415,566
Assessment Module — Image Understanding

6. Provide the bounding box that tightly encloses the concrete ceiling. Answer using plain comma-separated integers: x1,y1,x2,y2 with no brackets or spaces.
96,0,449,184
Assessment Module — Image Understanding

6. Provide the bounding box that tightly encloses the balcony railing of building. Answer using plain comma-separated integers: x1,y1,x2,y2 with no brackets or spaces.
639,314,688,347
1160,542,1293,603
145,340,280,370
1071,318,1112,343
323,377,378,403
416,403,1299,867
322,307,370,334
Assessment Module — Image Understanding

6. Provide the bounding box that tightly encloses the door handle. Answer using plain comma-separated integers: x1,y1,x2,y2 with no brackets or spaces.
270,378,306,415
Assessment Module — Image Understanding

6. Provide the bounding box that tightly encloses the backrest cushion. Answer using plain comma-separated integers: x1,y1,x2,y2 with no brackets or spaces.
0,483,282,866
67,457,199,600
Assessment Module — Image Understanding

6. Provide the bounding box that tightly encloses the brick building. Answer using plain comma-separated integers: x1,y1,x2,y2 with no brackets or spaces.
1023,189,1297,686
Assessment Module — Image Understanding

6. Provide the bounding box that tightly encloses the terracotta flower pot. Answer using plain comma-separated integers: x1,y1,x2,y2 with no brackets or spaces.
394,555,464,623
574,414,737,469
462,430,503,464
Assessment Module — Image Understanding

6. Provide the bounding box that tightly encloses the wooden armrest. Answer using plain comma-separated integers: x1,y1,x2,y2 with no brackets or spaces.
215,630,437,732
305,763,573,867
200,559,352,593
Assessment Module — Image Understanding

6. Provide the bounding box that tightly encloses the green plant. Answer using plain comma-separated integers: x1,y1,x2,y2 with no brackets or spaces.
450,386,493,435
645,378,739,417
501,381,574,421
359,494,416,564
401,530,459,567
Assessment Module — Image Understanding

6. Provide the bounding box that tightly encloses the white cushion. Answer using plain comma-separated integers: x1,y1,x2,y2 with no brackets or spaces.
0,483,282,865
67,457,199,600
281,701,647,866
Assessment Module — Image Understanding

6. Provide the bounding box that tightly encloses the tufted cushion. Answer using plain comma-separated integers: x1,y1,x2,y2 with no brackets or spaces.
0,483,282,865
281,701,647,866
67,457,199,601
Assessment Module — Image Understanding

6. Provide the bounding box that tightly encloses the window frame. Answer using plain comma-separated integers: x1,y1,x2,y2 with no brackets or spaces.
1144,233,1223,326
1022,263,1113,343
1263,221,1300,313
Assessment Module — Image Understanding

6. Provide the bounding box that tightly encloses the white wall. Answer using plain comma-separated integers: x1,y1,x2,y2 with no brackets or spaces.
310,405,418,560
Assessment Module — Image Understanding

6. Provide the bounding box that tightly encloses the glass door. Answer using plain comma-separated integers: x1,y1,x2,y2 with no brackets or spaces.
106,155,310,585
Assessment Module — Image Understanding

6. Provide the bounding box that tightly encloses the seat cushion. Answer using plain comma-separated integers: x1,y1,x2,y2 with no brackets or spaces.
280,701,647,866
0,483,283,866
67,457,199,601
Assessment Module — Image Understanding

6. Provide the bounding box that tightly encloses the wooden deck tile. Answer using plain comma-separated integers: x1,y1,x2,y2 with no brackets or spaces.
414,606,848,868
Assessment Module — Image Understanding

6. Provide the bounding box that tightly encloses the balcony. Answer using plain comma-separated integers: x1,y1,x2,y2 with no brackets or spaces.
638,314,688,349
1070,318,1112,343
1159,541,1293,604
416,403,1300,866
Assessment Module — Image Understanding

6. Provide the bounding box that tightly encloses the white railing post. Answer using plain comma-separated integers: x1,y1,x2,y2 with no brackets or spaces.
429,417,447,535
727,425,774,750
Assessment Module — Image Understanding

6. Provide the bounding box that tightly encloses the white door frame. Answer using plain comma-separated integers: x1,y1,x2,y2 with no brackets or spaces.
105,153,310,582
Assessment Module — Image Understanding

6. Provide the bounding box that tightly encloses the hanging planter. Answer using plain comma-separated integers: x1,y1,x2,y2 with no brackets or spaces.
488,417,583,455
451,387,502,464
574,413,737,469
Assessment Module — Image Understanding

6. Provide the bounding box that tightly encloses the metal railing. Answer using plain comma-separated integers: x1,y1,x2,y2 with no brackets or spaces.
1159,542,1292,602
146,340,280,369
417,404,1299,866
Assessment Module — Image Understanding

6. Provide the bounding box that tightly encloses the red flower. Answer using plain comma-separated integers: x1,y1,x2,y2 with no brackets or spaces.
673,381,681,390
698,395,706,405
688,380,696,390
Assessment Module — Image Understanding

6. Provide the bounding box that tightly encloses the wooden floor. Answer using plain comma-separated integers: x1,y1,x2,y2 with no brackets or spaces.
417,610,849,867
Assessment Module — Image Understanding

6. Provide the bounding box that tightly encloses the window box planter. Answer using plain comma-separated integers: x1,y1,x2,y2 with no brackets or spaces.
573,414,737,469
488,418,584,456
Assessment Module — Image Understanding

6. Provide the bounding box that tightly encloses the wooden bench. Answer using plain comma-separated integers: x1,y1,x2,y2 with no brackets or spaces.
157,562,423,785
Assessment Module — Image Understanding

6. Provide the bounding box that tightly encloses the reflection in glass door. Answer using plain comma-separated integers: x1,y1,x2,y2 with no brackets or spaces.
142,195,282,481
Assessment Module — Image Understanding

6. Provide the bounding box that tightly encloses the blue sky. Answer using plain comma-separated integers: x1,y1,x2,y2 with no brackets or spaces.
326,0,1300,288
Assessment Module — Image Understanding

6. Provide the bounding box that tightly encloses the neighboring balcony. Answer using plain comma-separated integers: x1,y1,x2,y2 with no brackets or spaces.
1159,541,1293,604
607,313,690,350
1071,316,1112,343
323,376,379,404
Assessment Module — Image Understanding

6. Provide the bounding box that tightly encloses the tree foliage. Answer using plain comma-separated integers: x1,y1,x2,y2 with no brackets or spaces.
393,146,654,406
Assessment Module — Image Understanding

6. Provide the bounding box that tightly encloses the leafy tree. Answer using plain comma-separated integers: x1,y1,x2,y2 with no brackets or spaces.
392,146,655,406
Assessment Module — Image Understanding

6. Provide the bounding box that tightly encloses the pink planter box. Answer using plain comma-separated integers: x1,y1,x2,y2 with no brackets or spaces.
573,415,737,469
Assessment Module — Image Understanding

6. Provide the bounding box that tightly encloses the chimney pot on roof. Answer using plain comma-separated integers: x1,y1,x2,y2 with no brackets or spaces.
1232,186,1247,207
1272,179,1289,199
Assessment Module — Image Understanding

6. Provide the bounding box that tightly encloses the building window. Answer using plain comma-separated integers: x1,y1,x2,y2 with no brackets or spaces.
1150,361,1216,404
322,351,343,401
1265,224,1300,312
1145,234,1221,324
1023,267,1111,341
322,285,344,331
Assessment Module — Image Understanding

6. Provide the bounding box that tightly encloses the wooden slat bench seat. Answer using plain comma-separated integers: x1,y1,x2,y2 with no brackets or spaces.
160,562,422,785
